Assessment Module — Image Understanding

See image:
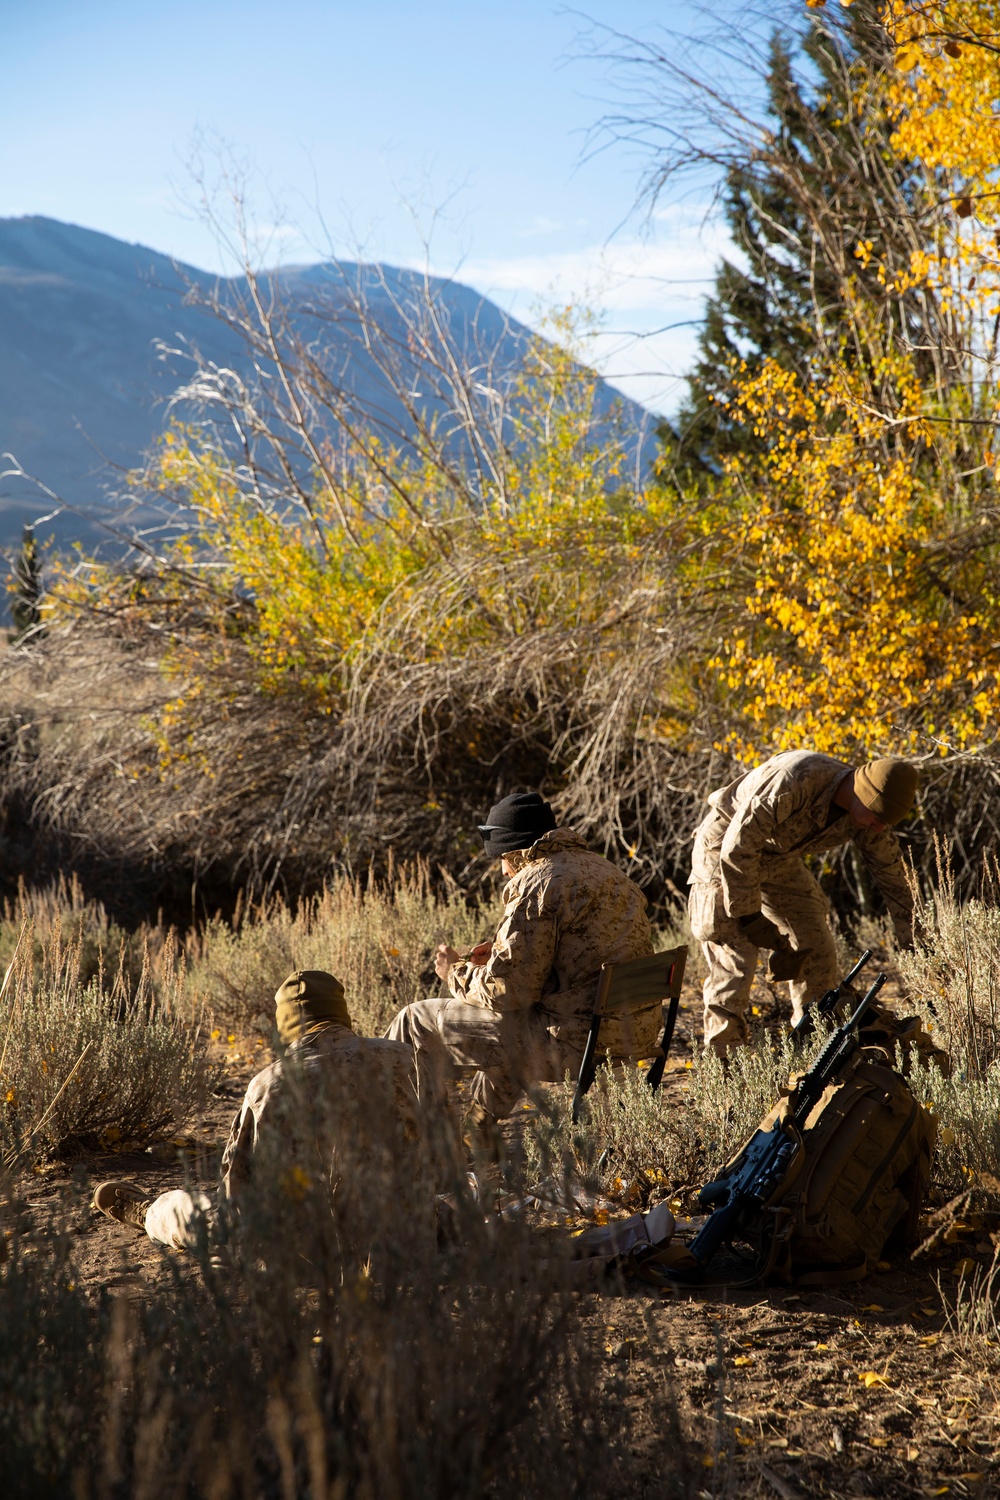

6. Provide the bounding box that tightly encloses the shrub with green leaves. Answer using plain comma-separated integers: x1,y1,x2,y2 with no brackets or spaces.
525,1024,804,1207
0,927,211,1159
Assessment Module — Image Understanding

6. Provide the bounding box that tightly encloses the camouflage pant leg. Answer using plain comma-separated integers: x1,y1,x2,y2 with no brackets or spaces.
386,997,574,1120
690,864,839,1053
759,864,838,1022
143,1189,215,1251
689,882,758,1054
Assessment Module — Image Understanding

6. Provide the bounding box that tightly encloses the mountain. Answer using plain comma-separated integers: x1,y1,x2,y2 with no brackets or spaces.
0,217,654,551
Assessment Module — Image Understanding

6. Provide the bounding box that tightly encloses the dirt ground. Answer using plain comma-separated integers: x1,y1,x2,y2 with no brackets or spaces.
22,989,1000,1500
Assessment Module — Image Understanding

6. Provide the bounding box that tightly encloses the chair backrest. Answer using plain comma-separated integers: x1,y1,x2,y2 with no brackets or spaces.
597,945,687,1016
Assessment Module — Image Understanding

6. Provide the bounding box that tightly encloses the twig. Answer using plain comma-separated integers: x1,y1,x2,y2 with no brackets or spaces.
757,1461,803,1500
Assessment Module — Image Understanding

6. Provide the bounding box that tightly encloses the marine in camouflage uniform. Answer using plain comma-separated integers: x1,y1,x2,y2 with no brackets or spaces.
93,971,419,1247
387,792,656,1135
689,752,917,1054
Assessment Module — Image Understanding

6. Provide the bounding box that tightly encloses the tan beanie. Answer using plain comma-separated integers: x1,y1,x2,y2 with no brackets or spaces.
853,758,918,825
274,970,352,1044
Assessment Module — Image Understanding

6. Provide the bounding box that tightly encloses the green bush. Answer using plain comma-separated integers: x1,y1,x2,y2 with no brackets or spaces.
0,926,211,1159
526,1023,803,1207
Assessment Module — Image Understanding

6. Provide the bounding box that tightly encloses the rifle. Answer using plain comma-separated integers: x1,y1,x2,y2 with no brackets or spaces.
790,948,873,1040
669,966,888,1281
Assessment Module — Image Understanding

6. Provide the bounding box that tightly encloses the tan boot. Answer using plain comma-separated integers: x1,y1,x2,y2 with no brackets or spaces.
93,1180,151,1231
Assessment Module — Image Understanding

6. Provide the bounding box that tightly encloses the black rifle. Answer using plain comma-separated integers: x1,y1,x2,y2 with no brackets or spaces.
672,968,888,1280
790,948,874,1040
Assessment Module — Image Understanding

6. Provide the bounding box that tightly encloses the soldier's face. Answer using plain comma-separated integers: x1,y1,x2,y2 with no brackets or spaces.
846,793,887,832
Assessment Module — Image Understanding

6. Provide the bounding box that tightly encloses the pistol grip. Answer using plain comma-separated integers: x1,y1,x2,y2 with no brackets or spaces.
698,1179,731,1210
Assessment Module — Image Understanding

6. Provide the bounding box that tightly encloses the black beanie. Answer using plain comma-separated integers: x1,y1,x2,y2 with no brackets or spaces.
477,791,557,859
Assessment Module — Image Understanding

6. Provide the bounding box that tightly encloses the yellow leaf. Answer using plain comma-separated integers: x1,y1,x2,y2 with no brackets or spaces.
870,1436,891,1447
859,1371,891,1388
955,1257,977,1277
895,44,921,72
733,1355,754,1367
859,1303,884,1312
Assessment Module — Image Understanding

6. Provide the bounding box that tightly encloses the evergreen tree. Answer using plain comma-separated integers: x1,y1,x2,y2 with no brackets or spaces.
660,6,935,478
11,525,42,643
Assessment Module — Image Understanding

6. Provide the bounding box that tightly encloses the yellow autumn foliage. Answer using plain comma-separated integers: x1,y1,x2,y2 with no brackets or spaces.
713,352,1000,759
52,313,688,718
37,8,1000,796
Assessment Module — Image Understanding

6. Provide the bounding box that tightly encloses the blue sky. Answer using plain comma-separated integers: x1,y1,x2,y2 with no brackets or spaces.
0,0,768,414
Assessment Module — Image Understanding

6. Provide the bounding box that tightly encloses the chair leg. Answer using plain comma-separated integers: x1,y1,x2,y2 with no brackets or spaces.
646,993,680,1092
572,1013,604,1123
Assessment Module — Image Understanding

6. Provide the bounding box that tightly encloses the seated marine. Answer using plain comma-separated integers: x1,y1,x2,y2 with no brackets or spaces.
386,791,657,1152
93,970,419,1248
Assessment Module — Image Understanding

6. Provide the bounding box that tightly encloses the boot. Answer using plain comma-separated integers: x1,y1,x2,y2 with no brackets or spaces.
93,1180,152,1232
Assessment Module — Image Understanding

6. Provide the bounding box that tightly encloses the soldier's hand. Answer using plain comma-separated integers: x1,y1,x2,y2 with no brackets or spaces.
768,946,808,983
468,941,492,966
738,911,784,951
435,943,461,980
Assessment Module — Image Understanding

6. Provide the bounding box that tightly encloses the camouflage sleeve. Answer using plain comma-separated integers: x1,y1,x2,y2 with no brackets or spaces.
219,1101,257,1205
718,784,798,918
446,960,475,1001
854,827,914,946
462,881,558,1013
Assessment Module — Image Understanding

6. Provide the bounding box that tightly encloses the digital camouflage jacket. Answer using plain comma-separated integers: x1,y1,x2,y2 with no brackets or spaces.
448,828,657,1053
219,1026,419,1205
690,751,913,945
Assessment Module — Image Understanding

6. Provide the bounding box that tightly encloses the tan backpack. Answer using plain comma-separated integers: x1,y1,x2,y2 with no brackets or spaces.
738,1050,936,1285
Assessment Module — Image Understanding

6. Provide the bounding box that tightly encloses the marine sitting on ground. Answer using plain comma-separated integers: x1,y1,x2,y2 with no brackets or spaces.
386,790,658,1157
688,751,917,1055
93,969,419,1247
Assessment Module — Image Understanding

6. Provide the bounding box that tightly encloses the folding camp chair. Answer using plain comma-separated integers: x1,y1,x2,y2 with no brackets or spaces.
571,945,688,1123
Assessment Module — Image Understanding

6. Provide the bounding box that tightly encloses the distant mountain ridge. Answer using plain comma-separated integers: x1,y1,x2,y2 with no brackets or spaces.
0,216,654,551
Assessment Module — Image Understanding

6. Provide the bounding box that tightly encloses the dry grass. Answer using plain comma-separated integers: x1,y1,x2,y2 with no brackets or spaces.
184,860,492,1035
0,917,211,1162
2,867,1000,1494
0,1083,661,1500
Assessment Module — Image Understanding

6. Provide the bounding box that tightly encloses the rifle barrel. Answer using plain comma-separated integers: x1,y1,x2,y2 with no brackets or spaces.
842,949,874,989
